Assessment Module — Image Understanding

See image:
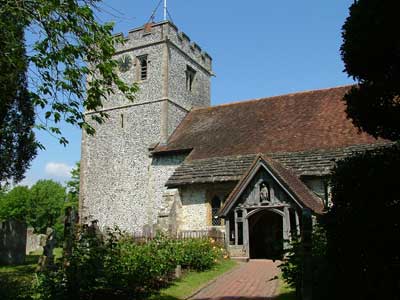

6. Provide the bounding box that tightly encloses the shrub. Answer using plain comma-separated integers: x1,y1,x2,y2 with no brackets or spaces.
103,234,178,298
34,224,109,300
176,238,226,271
279,224,330,300
34,229,226,300
325,144,400,300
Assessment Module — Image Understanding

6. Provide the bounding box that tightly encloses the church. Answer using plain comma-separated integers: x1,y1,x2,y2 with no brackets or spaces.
80,21,387,259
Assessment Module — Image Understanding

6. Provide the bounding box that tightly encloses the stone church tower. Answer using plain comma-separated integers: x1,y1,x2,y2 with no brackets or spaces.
80,21,212,233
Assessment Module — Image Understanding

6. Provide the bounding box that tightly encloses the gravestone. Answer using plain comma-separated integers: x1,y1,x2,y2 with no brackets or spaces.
0,220,27,265
37,227,57,271
26,227,46,254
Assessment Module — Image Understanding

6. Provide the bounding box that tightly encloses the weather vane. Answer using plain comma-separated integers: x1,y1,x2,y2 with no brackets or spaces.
149,0,170,23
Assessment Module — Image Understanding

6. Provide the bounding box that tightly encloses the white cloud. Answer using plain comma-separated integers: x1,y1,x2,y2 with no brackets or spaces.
45,162,73,178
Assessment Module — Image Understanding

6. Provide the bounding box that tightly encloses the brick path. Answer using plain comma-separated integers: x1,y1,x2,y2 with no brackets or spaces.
191,259,280,300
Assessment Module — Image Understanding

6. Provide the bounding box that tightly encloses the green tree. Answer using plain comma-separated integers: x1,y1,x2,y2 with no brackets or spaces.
0,0,138,185
341,0,400,140
331,2,400,298
66,162,80,208
30,180,66,233
325,145,400,300
0,10,37,186
0,186,31,222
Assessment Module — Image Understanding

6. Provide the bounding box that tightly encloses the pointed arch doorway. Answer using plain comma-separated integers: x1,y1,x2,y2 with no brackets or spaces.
248,209,283,259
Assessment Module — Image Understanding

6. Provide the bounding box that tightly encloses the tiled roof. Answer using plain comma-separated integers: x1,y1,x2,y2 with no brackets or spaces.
219,155,325,215
261,156,325,214
165,143,390,187
166,155,254,187
270,142,391,176
155,86,385,159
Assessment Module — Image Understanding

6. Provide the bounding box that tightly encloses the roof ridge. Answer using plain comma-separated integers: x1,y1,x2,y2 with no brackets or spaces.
185,153,257,163
191,84,354,112
181,142,389,163
269,142,390,156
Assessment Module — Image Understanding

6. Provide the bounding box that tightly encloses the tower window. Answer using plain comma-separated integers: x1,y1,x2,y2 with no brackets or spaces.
211,196,222,226
185,66,196,91
137,55,148,81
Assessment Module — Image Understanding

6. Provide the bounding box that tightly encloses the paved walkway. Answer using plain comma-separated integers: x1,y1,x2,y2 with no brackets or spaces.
191,259,280,300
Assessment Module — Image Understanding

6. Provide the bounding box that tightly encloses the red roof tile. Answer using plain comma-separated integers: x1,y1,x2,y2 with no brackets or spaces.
155,86,384,159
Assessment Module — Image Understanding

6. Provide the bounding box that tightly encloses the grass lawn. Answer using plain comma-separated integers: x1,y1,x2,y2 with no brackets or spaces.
151,259,238,300
0,248,62,300
0,253,39,300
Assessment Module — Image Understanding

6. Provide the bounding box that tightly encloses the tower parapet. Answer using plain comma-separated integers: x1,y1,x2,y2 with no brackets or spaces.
115,21,212,73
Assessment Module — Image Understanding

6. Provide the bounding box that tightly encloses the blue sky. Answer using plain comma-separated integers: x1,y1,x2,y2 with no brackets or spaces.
21,0,355,186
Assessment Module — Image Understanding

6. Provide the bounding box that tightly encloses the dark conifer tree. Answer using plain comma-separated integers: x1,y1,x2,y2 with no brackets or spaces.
341,0,400,140
0,13,37,185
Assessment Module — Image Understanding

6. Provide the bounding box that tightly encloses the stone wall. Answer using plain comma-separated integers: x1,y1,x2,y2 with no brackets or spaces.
167,102,189,136
104,43,164,110
81,103,162,232
148,154,187,229
0,220,26,265
176,182,237,231
156,188,181,235
178,185,209,231
228,245,247,258
168,45,211,109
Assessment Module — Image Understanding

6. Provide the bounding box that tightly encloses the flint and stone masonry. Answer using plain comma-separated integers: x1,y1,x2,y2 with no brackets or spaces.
80,21,212,233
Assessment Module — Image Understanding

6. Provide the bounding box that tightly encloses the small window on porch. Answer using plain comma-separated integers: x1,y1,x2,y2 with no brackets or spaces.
211,196,221,226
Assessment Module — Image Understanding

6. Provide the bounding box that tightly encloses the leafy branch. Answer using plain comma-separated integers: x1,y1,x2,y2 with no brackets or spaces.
1,0,138,146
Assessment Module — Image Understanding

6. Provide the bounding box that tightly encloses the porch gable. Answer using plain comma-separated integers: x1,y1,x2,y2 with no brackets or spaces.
219,154,324,217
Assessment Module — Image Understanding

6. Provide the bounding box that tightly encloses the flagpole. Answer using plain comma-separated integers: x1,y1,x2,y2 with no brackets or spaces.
163,0,167,21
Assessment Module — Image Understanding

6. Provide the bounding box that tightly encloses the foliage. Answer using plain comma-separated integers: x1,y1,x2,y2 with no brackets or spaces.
279,225,330,300
35,225,107,300
0,9,37,186
0,255,38,300
0,180,66,242
336,3,400,298
66,162,80,208
341,0,400,140
29,180,66,233
324,143,400,300
0,0,138,186
0,248,62,300
276,274,296,300
0,0,138,142
35,230,226,300
0,186,31,222
102,234,179,298
175,238,226,271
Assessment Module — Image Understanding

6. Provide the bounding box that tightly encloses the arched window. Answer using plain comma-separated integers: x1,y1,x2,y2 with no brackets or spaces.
211,196,221,226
